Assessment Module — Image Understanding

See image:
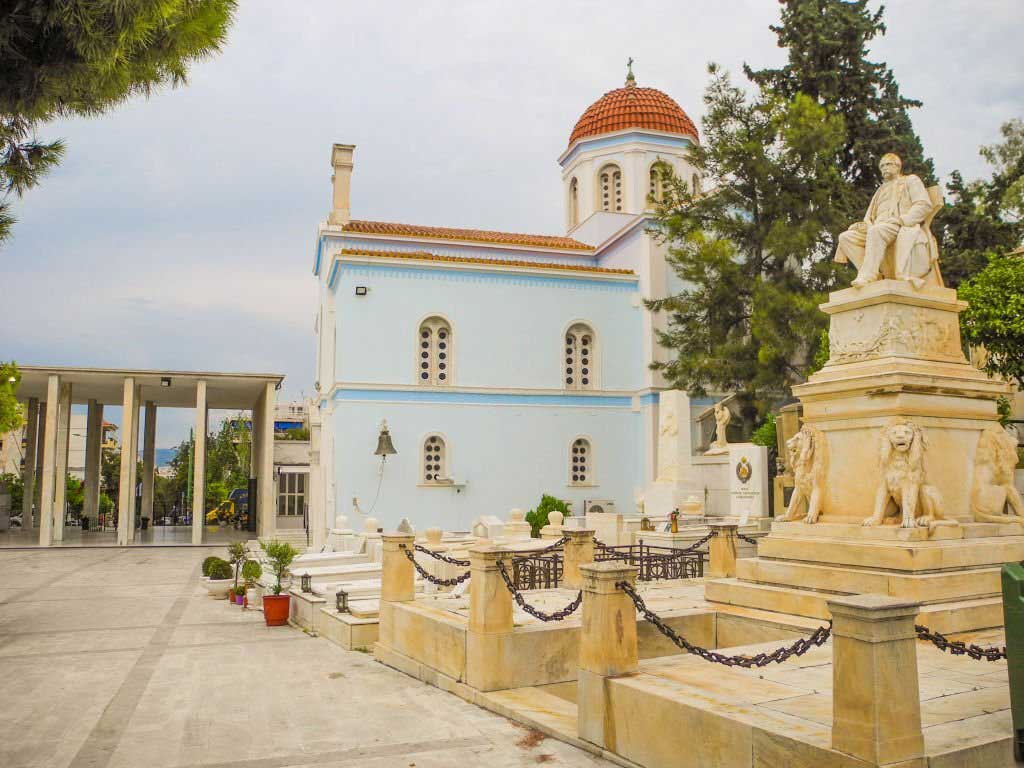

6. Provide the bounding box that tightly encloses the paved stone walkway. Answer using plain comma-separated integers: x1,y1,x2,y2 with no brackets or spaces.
0,548,611,768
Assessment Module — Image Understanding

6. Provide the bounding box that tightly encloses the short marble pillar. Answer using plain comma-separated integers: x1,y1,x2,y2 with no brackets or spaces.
562,527,596,589
708,522,738,578
577,562,638,751
828,594,925,767
468,546,513,635
380,532,416,603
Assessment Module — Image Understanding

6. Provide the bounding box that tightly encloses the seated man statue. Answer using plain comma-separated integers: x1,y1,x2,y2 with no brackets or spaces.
836,153,942,289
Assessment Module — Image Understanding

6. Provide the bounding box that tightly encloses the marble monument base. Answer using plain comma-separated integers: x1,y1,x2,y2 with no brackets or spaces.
705,520,1024,633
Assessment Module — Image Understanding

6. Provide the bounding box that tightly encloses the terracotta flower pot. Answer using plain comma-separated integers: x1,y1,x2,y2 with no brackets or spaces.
262,594,291,626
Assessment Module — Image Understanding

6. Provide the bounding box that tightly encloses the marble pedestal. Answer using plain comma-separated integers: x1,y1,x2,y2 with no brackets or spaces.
793,281,1010,523
706,520,1024,633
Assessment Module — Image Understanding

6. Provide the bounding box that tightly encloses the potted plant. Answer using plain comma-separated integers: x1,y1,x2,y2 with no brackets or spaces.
260,539,299,626
203,558,233,599
227,542,247,602
232,585,246,605
241,559,262,608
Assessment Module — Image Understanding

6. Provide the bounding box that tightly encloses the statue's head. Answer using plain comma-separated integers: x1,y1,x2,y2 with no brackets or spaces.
879,153,902,182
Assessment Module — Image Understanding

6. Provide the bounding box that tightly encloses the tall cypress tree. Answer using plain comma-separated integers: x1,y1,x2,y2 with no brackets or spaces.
746,0,935,228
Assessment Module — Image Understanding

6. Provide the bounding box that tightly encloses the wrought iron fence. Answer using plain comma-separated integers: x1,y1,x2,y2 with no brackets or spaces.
594,540,705,581
509,552,563,590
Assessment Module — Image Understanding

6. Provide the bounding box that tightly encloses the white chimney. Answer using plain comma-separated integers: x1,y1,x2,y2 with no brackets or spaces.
328,143,355,226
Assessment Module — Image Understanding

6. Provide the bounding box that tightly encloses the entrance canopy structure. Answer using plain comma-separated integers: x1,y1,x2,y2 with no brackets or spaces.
15,366,284,546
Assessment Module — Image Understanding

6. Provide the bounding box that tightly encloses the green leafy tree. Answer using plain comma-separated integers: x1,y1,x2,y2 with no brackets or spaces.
525,494,571,538
746,0,935,234
0,471,24,510
0,1,237,243
936,120,1024,287
648,68,846,428
0,361,25,434
959,256,1024,389
65,475,84,514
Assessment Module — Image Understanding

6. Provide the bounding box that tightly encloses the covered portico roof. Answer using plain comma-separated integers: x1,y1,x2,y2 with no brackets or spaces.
15,366,284,409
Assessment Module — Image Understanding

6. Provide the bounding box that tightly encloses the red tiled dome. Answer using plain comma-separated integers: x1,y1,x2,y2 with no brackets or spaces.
569,84,698,147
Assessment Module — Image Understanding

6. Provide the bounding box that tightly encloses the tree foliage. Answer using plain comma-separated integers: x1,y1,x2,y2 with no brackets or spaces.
936,120,1024,287
959,256,1024,390
648,68,847,426
746,0,935,233
0,0,237,243
0,361,24,434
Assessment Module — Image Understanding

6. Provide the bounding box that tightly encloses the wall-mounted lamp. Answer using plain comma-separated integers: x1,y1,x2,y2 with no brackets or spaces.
160,377,172,387
355,286,368,296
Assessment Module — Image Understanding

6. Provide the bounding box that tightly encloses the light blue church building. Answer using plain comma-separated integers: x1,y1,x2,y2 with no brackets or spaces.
310,71,704,535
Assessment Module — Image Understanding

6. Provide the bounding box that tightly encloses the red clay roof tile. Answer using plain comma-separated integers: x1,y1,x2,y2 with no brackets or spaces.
342,219,593,252
569,85,698,147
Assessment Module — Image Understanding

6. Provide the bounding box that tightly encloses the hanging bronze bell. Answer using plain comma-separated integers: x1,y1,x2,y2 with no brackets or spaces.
374,420,397,456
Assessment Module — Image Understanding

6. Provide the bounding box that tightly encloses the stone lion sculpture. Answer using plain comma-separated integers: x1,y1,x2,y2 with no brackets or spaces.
781,425,828,524
863,418,953,529
971,425,1024,524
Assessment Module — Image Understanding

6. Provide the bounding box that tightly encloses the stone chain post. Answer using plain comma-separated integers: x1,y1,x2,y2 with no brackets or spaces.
577,561,638,751
380,532,416,603
828,594,925,766
708,522,738,578
468,546,513,635
562,527,596,589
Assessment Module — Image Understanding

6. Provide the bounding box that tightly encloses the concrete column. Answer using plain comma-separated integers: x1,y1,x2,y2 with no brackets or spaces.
562,528,596,589
38,375,60,546
256,382,275,539
20,397,39,528
126,386,141,543
708,522,738,578
116,378,137,546
191,381,207,546
577,562,639,750
141,401,156,522
308,402,326,551
380,532,416,603
828,594,924,766
51,382,72,542
82,400,103,524
33,402,46,515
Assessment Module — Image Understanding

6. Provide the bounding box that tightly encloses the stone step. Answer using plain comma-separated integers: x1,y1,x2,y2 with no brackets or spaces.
758,534,1024,572
769,520,1023,542
292,551,371,569
704,578,1004,634
291,562,382,583
735,557,1002,604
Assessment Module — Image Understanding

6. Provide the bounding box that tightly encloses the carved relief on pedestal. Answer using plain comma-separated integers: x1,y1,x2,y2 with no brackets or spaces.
828,305,964,365
970,425,1024,524
862,418,957,530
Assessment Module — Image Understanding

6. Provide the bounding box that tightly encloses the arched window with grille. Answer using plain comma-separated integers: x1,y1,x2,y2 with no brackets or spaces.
417,316,452,385
569,177,580,227
421,434,448,484
569,437,593,486
563,323,596,390
598,164,623,212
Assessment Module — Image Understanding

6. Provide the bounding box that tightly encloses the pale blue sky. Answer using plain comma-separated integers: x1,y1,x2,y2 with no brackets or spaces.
3,0,1021,447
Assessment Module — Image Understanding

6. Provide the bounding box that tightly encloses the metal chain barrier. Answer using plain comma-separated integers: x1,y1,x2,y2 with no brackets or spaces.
737,533,760,546
400,545,471,587
618,580,831,668
595,529,718,559
915,624,1007,662
496,559,582,621
412,542,470,567
509,535,569,559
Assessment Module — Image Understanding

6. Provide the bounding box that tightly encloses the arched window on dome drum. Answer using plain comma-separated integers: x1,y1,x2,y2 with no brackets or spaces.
570,437,593,486
564,323,596,390
649,164,671,204
418,317,452,385
421,434,447,484
569,177,580,227
598,164,623,212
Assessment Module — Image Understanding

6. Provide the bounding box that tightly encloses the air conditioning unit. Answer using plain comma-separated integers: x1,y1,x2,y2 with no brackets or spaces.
584,499,616,515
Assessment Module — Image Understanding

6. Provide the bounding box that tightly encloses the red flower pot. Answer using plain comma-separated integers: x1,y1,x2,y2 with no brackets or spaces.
262,594,291,626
